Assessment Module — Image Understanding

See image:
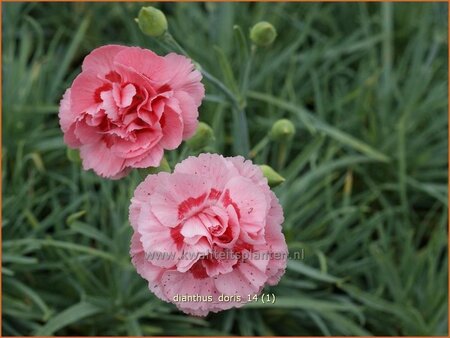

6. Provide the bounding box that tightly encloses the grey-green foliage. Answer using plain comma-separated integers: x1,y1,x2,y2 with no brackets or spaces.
2,2,448,336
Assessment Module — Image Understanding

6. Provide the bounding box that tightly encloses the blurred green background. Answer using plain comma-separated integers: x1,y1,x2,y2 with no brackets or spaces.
2,2,448,336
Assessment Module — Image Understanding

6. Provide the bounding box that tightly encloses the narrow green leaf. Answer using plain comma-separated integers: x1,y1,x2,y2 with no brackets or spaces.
287,260,344,284
35,301,100,335
213,45,240,96
248,91,390,162
49,16,90,100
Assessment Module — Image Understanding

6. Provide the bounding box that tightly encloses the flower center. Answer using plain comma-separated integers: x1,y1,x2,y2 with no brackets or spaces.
205,217,224,237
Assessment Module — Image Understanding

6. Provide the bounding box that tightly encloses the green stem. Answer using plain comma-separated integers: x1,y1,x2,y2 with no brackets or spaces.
201,69,241,109
163,32,250,156
240,45,256,106
277,142,288,171
163,32,190,57
249,135,269,158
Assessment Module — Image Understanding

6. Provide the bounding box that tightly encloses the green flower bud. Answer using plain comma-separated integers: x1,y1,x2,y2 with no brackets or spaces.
66,148,81,163
259,164,285,187
186,122,215,150
270,119,296,142
136,6,168,37
250,21,277,47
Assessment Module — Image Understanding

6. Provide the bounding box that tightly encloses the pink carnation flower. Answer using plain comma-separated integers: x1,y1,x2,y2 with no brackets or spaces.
129,153,288,316
59,45,204,179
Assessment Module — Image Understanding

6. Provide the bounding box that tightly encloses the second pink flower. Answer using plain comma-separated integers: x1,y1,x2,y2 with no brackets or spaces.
59,45,205,178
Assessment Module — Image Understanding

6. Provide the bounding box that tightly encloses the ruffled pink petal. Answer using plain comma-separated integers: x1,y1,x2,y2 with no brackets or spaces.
138,204,182,268
172,91,199,139
113,63,157,97
214,267,262,298
59,89,77,131
228,155,269,189
130,232,167,301
129,172,165,229
213,205,240,249
198,208,228,237
222,176,268,228
100,89,119,120
150,173,211,227
177,238,211,272
264,192,288,285
126,144,164,169
63,124,82,148
79,141,125,178
70,71,104,115
82,44,126,76
160,53,205,106
239,227,266,246
180,216,210,239
159,105,184,150
109,167,131,180
111,130,161,158
160,269,223,316
149,94,168,122
74,121,102,144
203,248,237,277
114,46,165,81
112,83,136,108
174,153,238,192
237,261,268,290
85,109,106,127
247,250,270,273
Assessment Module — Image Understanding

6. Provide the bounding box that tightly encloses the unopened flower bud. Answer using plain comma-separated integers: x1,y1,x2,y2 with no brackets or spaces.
186,122,214,150
259,164,285,187
136,6,168,38
250,21,277,47
270,119,296,142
